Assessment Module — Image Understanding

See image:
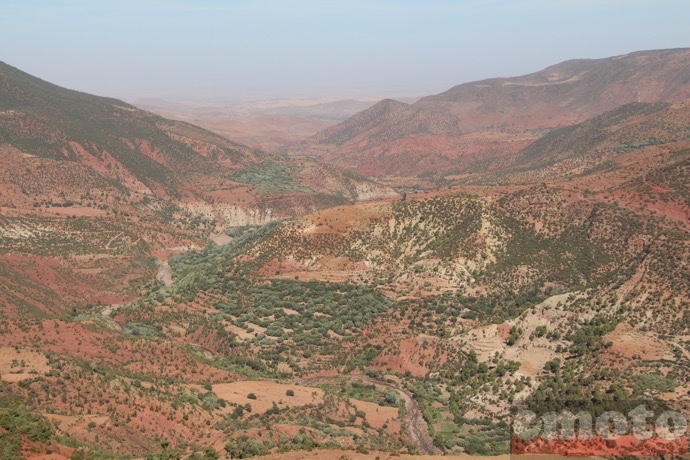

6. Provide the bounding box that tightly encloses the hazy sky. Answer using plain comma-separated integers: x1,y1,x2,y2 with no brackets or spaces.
1,0,689,102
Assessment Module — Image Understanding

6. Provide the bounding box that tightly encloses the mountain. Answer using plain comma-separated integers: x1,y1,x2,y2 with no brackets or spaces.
283,48,690,178
0,61,393,205
0,61,395,316
109,170,690,456
1,55,690,460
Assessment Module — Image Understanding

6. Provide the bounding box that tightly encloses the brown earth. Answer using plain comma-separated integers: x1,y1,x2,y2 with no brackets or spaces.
258,450,510,460
213,381,325,415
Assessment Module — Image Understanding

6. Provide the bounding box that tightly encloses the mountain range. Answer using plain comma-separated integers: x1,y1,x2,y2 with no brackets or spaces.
283,48,690,180
0,49,689,459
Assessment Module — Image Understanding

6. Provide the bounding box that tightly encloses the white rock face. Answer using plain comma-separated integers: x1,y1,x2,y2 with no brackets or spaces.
218,205,275,227
353,182,398,201
179,178,395,231
181,202,276,228
0,221,42,239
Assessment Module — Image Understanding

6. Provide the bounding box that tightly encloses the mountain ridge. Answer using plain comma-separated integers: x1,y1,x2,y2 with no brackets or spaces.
282,48,690,178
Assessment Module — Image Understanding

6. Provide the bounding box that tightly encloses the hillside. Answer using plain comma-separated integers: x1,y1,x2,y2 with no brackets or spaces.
1,56,690,460
454,98,690,229
0,62,397,458
102,181,690,456
283,48,690,179
0,61,396,317
0,60,394,206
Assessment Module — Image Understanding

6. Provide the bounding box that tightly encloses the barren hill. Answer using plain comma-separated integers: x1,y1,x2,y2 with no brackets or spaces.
283,48,690,177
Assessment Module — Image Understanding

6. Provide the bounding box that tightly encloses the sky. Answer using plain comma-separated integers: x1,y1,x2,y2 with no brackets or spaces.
1,0,689,102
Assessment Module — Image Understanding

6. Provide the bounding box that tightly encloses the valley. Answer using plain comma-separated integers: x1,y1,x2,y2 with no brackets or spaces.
1,49,690,459
131,98,394,153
